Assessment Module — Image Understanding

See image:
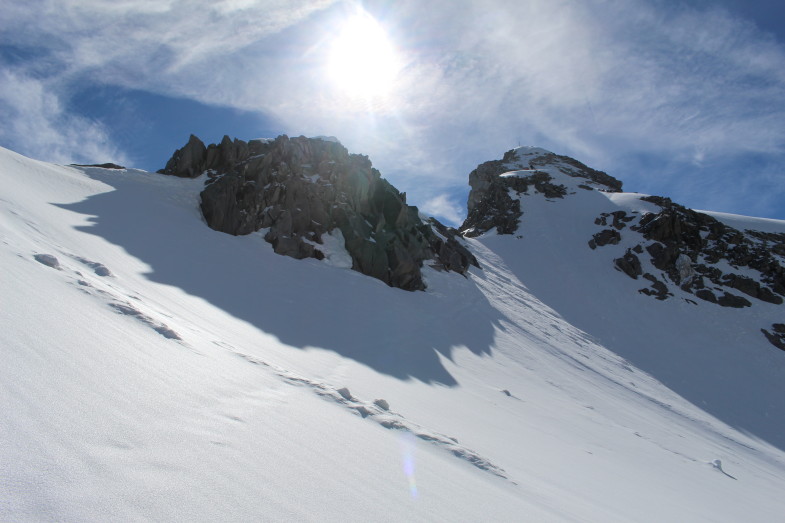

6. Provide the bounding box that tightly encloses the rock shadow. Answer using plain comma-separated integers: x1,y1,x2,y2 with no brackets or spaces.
58,168,503,385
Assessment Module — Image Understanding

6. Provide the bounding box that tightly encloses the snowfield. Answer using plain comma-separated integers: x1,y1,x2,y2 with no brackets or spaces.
2,145,785,521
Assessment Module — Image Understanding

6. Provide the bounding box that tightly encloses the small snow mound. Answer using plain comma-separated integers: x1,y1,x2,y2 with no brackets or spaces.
33,253,60,269
336,387,353,400
373,398,390,411
74,256,113,277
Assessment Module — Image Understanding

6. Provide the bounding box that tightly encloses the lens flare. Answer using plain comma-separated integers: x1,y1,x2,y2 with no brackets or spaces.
400,432,418,499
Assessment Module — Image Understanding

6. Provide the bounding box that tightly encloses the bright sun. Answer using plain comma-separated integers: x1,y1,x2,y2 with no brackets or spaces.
328,11,401,97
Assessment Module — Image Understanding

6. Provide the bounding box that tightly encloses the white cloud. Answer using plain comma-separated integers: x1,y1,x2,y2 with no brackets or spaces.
421,194,465,226
0,0,339,86
0,70,127,165
0,0,338,164
179,0,785,203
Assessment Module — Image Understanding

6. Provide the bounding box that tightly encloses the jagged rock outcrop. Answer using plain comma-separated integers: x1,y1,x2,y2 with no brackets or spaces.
160,134,477,291
587,196,785,310
585,195,785,349
461,147,621,237
158,134,263,178
610,196,785,307
614,250,642,279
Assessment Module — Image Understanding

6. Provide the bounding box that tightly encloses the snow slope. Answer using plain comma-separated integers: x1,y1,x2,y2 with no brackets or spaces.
482,147,785,451
2,145,785,521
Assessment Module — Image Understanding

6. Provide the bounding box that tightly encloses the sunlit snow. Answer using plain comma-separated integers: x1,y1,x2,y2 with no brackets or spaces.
2,146,785,521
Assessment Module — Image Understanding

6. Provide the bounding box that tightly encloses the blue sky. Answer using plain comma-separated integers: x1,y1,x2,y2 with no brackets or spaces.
1,0,784,226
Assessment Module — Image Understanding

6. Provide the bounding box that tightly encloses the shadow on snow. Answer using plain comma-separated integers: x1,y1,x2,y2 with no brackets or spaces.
59,168,503,386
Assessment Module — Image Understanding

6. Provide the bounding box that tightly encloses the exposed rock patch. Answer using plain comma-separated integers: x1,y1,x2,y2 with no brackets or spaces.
590,195,785,315
595,210,636,230
373,398,390,411
638,273,671,300
109,302,182,340
614,250,642,279
589,229,621,249
762,324,785,351
716,292,752,308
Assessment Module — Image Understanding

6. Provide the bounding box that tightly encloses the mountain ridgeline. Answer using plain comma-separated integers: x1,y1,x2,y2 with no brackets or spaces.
159,136,785,351
158,134,477,291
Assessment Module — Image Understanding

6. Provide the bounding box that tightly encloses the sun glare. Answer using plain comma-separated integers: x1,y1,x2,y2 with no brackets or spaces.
328,11,401,97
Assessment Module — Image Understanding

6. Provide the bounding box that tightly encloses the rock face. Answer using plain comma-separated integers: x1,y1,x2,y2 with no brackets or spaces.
600,196,785,308
587,194,785,350
160,134,477,291
461,147,621,237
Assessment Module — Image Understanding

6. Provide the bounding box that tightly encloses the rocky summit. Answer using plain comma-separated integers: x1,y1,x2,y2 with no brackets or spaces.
159,134,477,291
461,146,622,237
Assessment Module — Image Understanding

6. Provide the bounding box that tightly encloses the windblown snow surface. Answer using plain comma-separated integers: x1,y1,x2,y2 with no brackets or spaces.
2,145,785,521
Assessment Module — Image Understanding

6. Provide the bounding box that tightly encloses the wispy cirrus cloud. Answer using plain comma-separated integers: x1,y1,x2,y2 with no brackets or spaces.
1,0,338,76
0,69,127,165
175,0,784,217
0,0,338,163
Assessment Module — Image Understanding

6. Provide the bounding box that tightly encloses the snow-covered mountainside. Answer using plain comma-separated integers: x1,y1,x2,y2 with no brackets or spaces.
461,146,785,451
2,142,785,521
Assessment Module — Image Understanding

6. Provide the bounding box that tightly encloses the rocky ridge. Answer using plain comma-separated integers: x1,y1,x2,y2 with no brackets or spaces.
589,197,785,350
594,197,785,306
457,146,785,352
159,134,477,291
